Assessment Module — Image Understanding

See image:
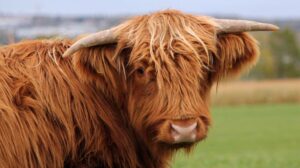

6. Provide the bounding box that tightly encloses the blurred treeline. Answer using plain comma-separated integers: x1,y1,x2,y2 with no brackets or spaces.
248,28,300,79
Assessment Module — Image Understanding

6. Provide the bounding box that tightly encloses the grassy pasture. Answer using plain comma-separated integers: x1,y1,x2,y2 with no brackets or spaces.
172,104,300,168
211,79,300,106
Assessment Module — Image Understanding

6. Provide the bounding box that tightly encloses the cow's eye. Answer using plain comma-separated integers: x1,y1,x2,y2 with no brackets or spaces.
136,67,145,75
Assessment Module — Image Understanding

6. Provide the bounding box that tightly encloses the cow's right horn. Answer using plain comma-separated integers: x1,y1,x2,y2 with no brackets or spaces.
213,19,279,33
63,25,122,57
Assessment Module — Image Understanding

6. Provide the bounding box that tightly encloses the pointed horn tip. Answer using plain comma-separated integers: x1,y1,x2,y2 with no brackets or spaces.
269,24,280,31
251,21,280,31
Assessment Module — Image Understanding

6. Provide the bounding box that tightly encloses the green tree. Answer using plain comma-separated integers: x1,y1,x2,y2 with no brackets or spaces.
269,28,300,78
246,32,277,79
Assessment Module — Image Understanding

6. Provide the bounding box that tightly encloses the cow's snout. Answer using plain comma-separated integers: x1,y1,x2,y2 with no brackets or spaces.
157,118,207,144
171,121,197,143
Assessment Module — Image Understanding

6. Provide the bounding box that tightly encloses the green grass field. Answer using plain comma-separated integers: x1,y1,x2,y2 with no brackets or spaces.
172,104,300,168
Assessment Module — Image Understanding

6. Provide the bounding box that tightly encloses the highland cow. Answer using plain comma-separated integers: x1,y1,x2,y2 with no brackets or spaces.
0,10,278,168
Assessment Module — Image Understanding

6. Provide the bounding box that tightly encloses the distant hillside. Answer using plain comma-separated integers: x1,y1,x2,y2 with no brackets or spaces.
0,15,127,43
1,14,300,44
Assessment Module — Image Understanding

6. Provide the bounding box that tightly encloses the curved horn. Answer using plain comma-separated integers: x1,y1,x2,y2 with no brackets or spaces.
63,26,121,57
213,19,279,34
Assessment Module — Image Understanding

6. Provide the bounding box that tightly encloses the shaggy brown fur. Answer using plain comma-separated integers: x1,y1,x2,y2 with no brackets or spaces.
0,10,258,168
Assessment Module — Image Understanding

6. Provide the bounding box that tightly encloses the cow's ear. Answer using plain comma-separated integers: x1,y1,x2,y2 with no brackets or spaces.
72,44,128,90
212,32,259,80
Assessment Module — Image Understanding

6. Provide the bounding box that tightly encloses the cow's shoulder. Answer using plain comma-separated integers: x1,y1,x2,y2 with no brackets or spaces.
1,39,72,59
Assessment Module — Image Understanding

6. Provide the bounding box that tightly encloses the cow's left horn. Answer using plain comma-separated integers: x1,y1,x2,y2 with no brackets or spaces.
63,26,121,57
213,19,279,34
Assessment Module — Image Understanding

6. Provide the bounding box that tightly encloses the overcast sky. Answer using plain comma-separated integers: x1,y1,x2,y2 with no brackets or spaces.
0,0,299,19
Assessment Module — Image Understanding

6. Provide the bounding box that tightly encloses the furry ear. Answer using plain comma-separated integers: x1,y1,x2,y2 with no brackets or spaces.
213,32,259,80
72,44,128,98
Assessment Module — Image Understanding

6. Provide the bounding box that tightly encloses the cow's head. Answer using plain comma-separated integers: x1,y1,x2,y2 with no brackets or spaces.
64,10,277,150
